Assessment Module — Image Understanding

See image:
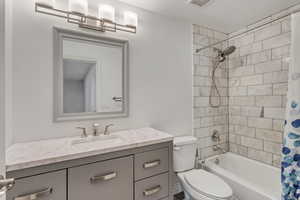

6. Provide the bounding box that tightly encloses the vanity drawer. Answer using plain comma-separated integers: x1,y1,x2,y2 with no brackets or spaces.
135,173,169,200
135,148,169,180
7,170,66,200
68,156,133,200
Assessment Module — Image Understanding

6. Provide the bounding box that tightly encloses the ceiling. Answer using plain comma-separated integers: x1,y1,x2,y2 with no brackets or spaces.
117,0,300,33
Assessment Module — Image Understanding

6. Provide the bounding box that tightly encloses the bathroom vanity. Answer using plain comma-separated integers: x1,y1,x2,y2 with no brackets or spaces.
5,128,173,200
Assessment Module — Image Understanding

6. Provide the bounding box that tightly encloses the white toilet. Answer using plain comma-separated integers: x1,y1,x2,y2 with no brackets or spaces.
173,136,233,200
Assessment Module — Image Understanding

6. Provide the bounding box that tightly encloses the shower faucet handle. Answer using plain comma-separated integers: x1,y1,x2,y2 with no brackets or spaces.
212,130,221,142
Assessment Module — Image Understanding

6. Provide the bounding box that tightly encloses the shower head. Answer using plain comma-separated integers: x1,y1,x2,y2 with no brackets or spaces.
214,46,236,62
222,46,236,56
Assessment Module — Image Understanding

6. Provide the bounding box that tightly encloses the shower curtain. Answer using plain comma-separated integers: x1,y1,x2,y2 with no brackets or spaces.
282,12,300,200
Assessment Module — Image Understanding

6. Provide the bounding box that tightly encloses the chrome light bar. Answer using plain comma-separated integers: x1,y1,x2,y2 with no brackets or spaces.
35,3,137,34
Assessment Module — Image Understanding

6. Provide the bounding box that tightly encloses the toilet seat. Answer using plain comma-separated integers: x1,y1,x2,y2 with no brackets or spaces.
179,169,232,200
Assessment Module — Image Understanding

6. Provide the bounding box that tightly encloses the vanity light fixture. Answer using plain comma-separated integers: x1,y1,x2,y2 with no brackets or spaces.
69,0,88,16
35,1,137,33
98,4,115,23
124,11,138,28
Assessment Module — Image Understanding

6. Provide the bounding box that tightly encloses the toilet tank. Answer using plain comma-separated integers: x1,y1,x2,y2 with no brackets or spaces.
173,136,197,172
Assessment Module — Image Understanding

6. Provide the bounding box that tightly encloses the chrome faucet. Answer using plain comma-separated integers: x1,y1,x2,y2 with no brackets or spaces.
211,130,227,154
92,123,100,136
104,124,114,135
213,145,227,154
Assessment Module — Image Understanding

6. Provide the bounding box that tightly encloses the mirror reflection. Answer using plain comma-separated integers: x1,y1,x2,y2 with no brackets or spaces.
62,38,123,114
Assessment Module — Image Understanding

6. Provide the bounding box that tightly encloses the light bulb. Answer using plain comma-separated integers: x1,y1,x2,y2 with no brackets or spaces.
37,0,55,8
69,0,88,16
124,11,138,27
98,4,115,22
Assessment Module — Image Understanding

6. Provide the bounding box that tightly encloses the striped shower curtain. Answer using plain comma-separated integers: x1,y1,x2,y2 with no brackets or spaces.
282,12,300,200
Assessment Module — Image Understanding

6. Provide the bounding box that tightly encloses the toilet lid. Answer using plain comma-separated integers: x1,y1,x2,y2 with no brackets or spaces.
184,169,232,199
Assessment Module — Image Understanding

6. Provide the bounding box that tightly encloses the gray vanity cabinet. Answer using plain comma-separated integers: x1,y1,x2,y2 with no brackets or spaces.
68,156,133,200
7,141,173,200
6,170,67,200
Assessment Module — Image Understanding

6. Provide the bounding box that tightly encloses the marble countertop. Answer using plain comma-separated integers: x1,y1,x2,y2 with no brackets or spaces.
6,128,173,172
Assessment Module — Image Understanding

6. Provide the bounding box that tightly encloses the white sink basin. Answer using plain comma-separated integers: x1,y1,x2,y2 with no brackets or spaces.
71,135,123,146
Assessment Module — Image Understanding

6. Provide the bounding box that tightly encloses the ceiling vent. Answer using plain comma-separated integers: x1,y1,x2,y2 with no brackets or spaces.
187,0,210,7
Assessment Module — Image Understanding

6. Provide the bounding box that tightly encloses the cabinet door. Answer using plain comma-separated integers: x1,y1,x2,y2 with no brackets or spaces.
135,148,169,180
68,156,133,200
6,170,67,200
135,173,169,200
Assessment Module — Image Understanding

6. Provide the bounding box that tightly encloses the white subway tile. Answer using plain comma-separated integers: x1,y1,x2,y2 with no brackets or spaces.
229,87,248,96
255,24,281,41
271,45,290,59
229,96,255,106
256,128,282,142
248,117,273,129
248,85,273,96
194,97,210,107
240,75,263,86
264,108,286,119
229,116,247,126
264,141,282,155
247,50,271,65
271,71,288,83
273,155,282,168
241,137,263,150
263,33,291,50
256,96,282,107
230,66,255,77
241,106,262,117
248,149,273,164
282,19,291,33
273,120,285,131
254,60,282,74
234,125,256,137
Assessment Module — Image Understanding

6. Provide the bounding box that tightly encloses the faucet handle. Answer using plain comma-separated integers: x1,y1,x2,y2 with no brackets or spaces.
104,124,114,135
76,127,88,138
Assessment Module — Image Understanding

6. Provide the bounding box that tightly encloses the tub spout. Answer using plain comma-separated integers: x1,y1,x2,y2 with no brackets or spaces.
213,145,226,154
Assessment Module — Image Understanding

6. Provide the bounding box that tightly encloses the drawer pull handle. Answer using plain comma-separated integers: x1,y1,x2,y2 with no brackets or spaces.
143,160,160,169
14,187,53,200
90,172,117,183
143,185,161,196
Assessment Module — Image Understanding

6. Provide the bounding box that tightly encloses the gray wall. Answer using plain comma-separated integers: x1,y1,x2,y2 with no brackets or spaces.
7,0,193,143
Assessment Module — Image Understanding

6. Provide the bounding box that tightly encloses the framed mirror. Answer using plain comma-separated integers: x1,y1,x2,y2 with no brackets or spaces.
53,27,129,122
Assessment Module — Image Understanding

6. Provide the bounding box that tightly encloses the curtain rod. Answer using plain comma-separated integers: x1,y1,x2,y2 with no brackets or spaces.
195,8,300,53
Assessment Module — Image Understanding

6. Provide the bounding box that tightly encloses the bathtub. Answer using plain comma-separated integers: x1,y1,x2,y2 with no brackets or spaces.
205,153,281,200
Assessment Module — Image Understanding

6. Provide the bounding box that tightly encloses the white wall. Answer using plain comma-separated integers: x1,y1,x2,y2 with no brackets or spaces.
0,0,5,180
9,0,193,143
